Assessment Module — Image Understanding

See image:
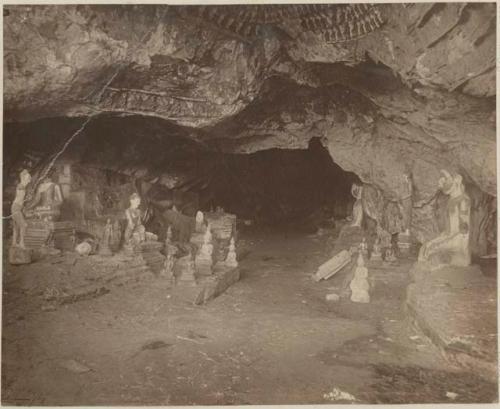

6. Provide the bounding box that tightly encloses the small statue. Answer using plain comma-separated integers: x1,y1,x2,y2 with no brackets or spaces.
385,248,397,263
26,175,63,221
418,170,471,266
195,210,204,232
398,172,413,236
99,218,113,256
165,226,173,245
385,201,403,235
201,224,213,255
11,169,31,248
124,193,146,247
350,183,363,227
161,245,177,280
350,253,370,303
225,237,238,267
370,237,383,261
376,223,392,249
359,237,368,256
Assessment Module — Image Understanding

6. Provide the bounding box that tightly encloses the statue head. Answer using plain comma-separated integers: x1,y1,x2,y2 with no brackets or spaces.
20,169,31,185
438,170,464,196
196,210,204,223
438,170,454,194
130,193,141,209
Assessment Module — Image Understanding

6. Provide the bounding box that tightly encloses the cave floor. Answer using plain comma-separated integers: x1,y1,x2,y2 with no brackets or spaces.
2,228,497,405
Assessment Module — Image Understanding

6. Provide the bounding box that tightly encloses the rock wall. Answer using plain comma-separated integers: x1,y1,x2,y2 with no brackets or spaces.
3,3,496,251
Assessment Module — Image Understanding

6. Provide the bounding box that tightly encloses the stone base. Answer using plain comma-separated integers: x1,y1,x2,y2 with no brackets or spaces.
171,264,240,305
8,246,32,265
407,262,498,383
174,254,197,284
195,256,213,276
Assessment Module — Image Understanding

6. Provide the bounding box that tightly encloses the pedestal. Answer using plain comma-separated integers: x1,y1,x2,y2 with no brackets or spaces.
8,246,32,265
174,254,197,285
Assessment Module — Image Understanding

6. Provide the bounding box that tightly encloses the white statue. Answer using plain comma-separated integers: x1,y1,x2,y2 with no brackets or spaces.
359,237,368,256
418,170,471,266
11,169,31,248
200,224,213,256
195,210,204,232
195,224,214,275
350,253,370,303
350,183,363,227
370,237,382,261
124,193,146,246
398,172,413,236
225,237,238,267
162,253,175,279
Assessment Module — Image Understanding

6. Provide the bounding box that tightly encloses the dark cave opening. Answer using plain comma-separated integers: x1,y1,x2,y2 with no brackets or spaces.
204,137,359,228
3,116,360,238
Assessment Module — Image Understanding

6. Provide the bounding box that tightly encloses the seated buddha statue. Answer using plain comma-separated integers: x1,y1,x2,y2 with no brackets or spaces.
26,176,63,221
124,192,146,247
418,170,471,267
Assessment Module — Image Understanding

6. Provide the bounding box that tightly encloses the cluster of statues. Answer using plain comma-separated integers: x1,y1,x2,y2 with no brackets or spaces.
346,169,471,270
10,169,64,249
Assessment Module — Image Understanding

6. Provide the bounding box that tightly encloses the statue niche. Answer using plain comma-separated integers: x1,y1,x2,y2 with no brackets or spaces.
418,170,471,267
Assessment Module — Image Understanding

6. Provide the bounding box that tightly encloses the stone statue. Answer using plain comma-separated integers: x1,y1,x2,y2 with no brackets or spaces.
124,193,146,246
350,253,370,303
385,201,403,235
225,237,238,267
376,224,392,249
201,224,213,255
165,226,173,245
11,169,31,248
99,218,113,256
418,170,471,266
195,210,204,232
195,224,214,275
370,237,382,261
350,183,363,227
398,172,413,236
162,253,176,280
385,248,397,263
359,237,368,256
26,175,63,221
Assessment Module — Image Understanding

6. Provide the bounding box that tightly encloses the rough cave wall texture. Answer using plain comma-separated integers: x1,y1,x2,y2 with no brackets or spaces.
3,3,496,250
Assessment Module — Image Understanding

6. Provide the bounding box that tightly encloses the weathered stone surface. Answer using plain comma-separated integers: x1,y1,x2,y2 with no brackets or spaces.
407,263,498,383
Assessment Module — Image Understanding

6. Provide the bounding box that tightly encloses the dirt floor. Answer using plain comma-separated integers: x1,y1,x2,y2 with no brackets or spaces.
2,227,498,405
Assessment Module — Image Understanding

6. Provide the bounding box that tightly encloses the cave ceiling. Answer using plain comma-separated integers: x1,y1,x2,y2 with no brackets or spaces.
3,3,497,201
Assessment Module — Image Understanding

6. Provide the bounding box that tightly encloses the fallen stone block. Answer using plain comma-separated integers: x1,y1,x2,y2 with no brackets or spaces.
313,250,352,281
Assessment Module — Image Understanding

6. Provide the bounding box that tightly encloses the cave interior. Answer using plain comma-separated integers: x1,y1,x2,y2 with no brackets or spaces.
1,3,498,406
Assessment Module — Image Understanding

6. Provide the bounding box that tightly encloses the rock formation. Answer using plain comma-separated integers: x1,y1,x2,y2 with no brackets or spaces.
3,3,496,253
